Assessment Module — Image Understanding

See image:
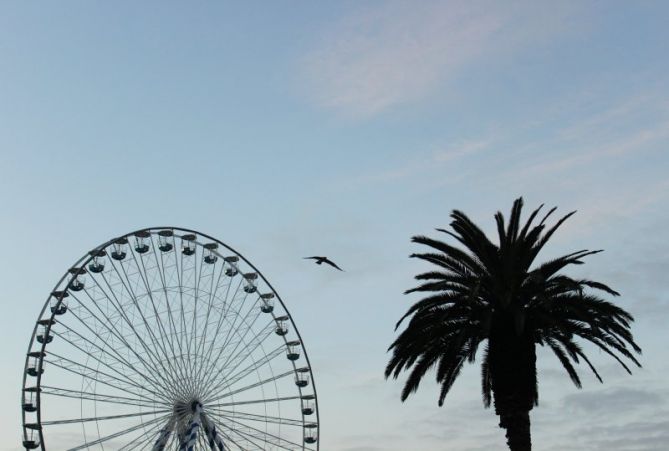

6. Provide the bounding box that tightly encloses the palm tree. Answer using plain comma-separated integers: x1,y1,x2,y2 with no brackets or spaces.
385,198,641,451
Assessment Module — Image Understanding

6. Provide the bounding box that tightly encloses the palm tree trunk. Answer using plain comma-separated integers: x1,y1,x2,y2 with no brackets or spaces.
489,313,537,451
499,409,531,451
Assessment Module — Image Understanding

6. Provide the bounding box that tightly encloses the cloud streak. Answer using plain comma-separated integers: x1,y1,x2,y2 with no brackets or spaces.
562,387,665,415
302,1,578,117
342,138,493,188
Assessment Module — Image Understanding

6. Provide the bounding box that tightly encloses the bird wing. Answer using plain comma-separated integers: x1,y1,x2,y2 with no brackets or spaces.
303,256,323,260
323,258,344,271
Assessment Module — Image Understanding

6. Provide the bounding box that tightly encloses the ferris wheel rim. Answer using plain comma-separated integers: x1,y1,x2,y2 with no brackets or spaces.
21,226,320,450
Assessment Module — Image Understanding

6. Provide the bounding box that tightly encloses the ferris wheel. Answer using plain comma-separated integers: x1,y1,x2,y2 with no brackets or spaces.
21,227,320,450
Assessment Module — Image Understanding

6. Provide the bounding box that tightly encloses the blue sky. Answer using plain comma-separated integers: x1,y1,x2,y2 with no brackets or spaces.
1,1,668,450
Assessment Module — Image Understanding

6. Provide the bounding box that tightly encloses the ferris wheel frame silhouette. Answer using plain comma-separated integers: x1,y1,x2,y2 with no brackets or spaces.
21,227,320,450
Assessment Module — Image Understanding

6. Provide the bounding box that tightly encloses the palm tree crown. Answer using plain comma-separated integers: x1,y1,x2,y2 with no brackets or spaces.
385,198,641,451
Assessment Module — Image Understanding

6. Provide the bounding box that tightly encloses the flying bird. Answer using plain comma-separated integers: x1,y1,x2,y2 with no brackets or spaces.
303,256,343,271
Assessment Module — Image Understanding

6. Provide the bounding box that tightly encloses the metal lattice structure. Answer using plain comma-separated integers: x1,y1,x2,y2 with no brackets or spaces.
21,227,320,450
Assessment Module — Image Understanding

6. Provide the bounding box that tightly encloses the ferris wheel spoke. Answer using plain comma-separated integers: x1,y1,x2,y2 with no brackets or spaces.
67,287,174,391
193,258,225,383
206,412,302,450
161,235,201,398
51,319,175,399
208,273,246,359
174,243,196,383
117,425,160,451
198,431,212,450
212,413,304,451
205,369,293,404
206,416,270,451
114,256,183,386
96,268,185,395
66,412,170,451
45,352,163,403
205,344,286,402
198,325,261,397
188,247,208,396
198,300,271,394
112,252,176,373
54,298,177,397
92,269,174,376
124,415,176,451
210,395,302,408
147,416,177,451
176,245,198,378
130,247,186,388
83,273,179,385
151,234,185,357
205,425,241,451
160,243,204,388
41,385,166,409
174,245,205,390
202,328,281,400
139,278,194,396
196,283,237,391
204,342,284,413
216,313,271,376
194,259,231,397
215,284,251,359
206,408,304,427
41,408,170,426
215,297,263,373
48,323,161,393
200,413,225,451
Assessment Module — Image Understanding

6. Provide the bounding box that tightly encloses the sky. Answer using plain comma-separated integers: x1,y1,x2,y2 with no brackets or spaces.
1,1,668,450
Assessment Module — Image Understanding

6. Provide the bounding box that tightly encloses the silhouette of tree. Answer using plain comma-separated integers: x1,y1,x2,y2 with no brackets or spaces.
385,198,641,451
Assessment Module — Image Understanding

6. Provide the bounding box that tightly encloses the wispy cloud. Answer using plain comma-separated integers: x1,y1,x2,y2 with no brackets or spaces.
302,1,578,117
520,119,669,177
433,139,491,162
562,387,665,414
501,85,669,179
558,92,669,142
344,138,493,187
539,416,669,451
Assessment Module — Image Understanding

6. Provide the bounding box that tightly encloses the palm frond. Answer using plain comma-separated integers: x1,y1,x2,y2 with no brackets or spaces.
518,203,544,240
481,343,492,408
394,293,466,329
547,338,582,388
506,197,524,244
530,209,577,261
411,235,485,274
